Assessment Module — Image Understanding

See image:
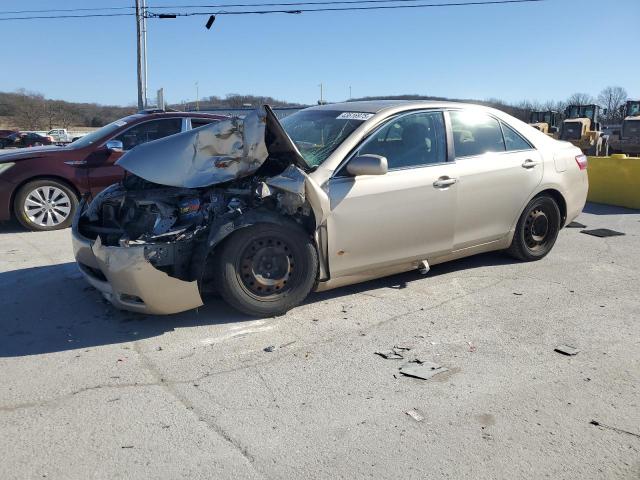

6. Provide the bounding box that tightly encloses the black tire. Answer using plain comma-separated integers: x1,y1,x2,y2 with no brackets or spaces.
0,140,5,149
213,222,318,316
13,179,78,231
506,195,561,262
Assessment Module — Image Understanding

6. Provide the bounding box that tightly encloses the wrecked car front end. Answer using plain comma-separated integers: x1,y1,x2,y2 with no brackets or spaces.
72,107,327,315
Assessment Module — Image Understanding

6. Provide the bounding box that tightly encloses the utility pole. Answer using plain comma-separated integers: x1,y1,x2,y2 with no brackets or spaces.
141,0,148,108
349,85,352,100
135,0,145,110
318,83,323,105
195,82,199,111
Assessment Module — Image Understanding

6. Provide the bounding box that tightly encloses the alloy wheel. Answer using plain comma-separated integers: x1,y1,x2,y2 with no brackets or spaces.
23,186,72,228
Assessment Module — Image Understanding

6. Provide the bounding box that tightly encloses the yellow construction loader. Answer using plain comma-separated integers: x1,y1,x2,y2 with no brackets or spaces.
560,104,609,156
529,111,560,138
608,100,640,156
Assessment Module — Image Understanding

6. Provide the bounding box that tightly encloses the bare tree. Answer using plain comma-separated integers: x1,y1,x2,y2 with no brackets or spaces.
597,86,627,124
13,92,45,130
566,92,595,106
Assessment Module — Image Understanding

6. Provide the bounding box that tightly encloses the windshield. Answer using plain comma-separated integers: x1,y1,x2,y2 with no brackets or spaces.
280,110,370,166
69,115,141,149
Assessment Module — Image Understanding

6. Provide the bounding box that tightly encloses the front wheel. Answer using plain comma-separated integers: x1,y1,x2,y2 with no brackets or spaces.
14,179,78,231
213,223,318,316
506,195,561,261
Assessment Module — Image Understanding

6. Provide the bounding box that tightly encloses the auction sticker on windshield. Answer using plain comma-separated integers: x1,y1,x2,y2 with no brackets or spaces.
337,112,374,120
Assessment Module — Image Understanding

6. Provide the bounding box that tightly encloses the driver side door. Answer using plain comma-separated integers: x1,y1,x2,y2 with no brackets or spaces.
326,111,457,278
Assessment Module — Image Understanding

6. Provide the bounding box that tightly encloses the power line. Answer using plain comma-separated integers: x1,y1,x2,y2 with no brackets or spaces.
150,0,546,16
0,0,547,21
0,13,136,21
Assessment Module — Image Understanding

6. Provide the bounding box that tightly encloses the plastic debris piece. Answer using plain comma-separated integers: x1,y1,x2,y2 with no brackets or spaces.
566,221,586,228
399,361,448,380
554,345,580,356
394,345,412,351
419,260,430,275
580,228,625,238
405,409,424,422
263,345,276,353
375,349,404,360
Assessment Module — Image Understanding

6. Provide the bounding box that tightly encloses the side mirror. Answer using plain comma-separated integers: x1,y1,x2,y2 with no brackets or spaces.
346,154,388,176
105,139,124,152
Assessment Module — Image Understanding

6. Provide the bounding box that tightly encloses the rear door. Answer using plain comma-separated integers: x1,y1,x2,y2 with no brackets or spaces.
327,110,457,277
449,110,543,250
86,118,184,195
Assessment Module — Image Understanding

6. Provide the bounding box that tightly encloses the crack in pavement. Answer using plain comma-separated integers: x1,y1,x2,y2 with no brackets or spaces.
131,341,266,478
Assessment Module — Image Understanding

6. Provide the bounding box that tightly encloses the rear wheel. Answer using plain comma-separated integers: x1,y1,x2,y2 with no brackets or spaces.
506,195,561,261
13,179,78,231
213,223,318,316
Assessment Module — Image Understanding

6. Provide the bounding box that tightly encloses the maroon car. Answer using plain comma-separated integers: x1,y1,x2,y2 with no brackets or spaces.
0,132,54,149
0,111,226,231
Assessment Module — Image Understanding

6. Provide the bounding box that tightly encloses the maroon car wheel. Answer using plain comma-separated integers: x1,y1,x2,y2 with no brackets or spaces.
14,179,78,231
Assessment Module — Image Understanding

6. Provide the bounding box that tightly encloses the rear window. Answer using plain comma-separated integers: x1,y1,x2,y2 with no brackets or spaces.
502,123,532,151
622,120,640,138
561,122,582,140
191,118,217,129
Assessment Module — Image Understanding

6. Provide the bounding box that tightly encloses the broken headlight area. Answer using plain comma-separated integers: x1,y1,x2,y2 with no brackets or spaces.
77,170,317,285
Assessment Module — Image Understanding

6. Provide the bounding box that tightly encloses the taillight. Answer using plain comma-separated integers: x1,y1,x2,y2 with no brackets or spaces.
575,154,588,170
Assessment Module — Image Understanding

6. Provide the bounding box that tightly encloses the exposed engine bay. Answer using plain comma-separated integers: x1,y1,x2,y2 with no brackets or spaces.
75,106,328,293
77,169,316,282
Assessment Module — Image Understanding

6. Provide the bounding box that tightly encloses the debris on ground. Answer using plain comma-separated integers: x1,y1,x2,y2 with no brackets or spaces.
554,345,580,356
589,420,640,439
513,292,523,296
156,346,163,351
580,228,625,238
375,349,404,360
467,342,477,352
375,344,413,359
405,409,425,422
263,345,276,352
394,345,412,351
399,361,448,380
279,340,296,348
566,221,586,228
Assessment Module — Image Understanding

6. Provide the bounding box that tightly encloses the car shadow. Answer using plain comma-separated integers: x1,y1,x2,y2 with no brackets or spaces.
0,219,26,234
0,251,518,358
309,250,518,302
0,262,255,358
583,202,640,215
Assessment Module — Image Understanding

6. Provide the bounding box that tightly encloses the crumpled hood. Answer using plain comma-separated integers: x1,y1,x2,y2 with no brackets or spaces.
116,105,308,188
0,145,66,162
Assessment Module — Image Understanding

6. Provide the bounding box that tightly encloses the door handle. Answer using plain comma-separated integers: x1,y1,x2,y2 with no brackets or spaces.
522,159,540,169
433,176,457,188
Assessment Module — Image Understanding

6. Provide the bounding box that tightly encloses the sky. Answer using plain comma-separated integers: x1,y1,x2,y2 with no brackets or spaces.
0,0,639,107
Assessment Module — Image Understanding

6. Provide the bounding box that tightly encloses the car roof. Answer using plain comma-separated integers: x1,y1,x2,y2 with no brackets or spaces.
306,100,484,114
125,111,229,122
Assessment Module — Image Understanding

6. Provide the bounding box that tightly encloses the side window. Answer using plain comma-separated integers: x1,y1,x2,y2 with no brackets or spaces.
356,111,446,169
502,122,532,151
115,118,182,150
191,118,217,129
450,110,505,158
